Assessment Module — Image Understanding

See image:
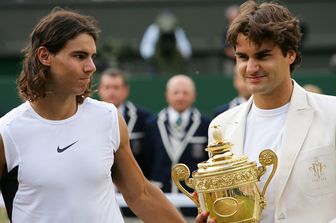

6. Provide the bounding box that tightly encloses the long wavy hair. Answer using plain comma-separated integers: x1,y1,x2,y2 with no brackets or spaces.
227,0,302,72
17,8,100,104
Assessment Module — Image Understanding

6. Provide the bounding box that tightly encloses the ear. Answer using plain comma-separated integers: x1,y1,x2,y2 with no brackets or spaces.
124,85,130,96
287,50,296,64
37,46,52,66
165,90,169,102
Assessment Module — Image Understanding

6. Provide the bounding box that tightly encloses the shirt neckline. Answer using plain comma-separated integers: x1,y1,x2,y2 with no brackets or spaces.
27,100,84,124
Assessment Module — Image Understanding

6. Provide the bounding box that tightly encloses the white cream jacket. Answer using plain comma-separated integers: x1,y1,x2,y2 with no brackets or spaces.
210,81,336,223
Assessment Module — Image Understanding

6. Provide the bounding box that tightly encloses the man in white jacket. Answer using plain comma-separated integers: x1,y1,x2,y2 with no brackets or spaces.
197,1,336,223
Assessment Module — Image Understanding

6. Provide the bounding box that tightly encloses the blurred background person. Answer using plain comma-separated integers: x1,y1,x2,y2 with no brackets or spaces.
329,53,336,74
213,66,251,117
140,10,192,75
98,68,152,177
144,74,210,216
222,5,239,76
303,83,323,94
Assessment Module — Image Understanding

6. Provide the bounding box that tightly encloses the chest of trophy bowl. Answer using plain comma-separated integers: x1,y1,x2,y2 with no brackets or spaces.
192,159,262,222
171,125,278,223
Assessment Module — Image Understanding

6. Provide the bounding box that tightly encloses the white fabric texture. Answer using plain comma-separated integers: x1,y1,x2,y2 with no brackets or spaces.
0,98,123,223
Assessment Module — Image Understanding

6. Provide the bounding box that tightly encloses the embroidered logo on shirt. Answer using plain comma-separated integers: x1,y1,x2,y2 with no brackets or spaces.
309,158,327,182
57,141,78,153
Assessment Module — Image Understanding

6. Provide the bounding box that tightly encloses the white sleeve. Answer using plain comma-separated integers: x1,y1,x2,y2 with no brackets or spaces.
175,27,192,59
139,24,160,59
0,124,20,172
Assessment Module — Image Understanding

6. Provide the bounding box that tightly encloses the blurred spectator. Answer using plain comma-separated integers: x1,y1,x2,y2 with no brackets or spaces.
140,11,192,75
144,74,210,216
303,84,323,94
222,5,239,76
213,66,251,117
98,68,152,176
329,53,336,73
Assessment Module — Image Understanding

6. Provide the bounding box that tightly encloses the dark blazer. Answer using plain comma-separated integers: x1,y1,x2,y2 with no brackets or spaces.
122,101,152,177
144,108,210,192
143,107,210,216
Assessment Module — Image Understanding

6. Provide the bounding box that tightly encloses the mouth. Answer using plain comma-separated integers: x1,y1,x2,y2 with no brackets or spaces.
79,77,91,83
245,75,266,83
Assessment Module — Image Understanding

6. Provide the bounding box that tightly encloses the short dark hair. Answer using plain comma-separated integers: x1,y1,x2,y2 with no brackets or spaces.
99,68,129,87
227,0,302,72
18,8,100,103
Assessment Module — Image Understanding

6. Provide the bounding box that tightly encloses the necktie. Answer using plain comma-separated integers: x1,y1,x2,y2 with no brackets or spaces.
175,115,182,126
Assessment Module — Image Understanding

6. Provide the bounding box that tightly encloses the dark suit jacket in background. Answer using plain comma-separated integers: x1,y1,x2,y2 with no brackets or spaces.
144,107,210,216
122,101,152,176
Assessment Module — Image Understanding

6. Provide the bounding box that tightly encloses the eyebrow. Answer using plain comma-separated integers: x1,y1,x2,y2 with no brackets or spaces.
71,50,97,57
255,49,272,56
236,49,273,57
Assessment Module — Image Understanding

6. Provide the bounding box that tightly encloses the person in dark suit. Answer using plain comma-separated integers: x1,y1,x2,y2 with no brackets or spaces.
213,66,251,117
98,68,152,176
144,74,210,216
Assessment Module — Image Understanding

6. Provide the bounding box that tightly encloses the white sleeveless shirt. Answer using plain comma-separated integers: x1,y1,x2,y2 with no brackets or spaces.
0,98,124,223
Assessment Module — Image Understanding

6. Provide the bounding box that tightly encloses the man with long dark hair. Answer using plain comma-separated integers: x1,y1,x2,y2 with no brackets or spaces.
0,8,186,223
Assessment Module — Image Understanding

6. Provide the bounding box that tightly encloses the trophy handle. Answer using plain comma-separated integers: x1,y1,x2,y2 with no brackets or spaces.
257,149,278,197
171,164,200,209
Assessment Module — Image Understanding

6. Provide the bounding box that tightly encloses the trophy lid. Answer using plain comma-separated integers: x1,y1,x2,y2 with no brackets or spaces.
194,125,257,180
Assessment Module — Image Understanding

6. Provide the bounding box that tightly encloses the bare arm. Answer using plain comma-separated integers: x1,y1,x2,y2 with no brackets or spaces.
112,113,186,223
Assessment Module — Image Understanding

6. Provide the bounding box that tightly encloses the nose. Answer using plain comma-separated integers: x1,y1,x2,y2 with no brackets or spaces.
84,59,96,73
246,58,259,75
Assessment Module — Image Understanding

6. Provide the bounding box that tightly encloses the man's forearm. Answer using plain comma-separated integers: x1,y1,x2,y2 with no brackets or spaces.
126,181,187,223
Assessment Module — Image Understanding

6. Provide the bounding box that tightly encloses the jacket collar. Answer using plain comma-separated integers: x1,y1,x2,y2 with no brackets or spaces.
157,108,201,163
221,80,314,205
124,101,137,134
274,80,314,204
